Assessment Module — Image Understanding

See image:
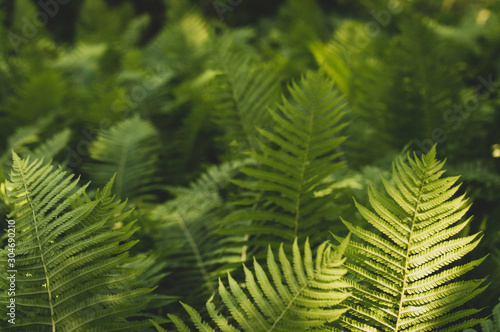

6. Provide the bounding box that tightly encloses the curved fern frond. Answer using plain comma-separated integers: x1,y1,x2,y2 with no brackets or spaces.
337,146,488,331
166,236,351,332
84,115,160,200
0,153,153,331
222,71,348,251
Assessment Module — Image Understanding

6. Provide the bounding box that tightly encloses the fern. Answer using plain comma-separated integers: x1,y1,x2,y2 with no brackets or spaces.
165,236,351,331
336,146,488,331
149,160,253,306
222,71,348,251
30,129,72,162
0,153,153,331
209,35,280,153
84,115,160,200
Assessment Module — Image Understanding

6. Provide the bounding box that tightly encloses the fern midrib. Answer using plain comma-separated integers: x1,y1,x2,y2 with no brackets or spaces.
177,210,214,292
267,271,315,331
15,159,57,332
294,99,315,237
394,167,428,331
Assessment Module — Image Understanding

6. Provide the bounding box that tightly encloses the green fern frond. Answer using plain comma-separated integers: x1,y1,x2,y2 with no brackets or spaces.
84,115,160,200
149,160,253,306
165,237,351,332
0,153,153,331
209,35,280,153
30,129,72,161
222,71,348,251
336,146,488,331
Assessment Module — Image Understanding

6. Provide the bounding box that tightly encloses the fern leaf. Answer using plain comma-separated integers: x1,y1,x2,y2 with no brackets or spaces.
209,35,280,153
337,146,487,331
0,153,153,331
165,237,351,332
222,71,348,252
84,115,160,200
149,160,253,307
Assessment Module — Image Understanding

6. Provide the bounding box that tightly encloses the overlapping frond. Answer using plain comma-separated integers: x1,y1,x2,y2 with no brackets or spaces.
0,153,153,331
336,146,487,331
164,237,351,332
84,115,160,200
222,71,348,251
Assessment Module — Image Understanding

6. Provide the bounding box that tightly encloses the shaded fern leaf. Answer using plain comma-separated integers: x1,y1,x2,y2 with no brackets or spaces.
464,300,500,332
336,146,488,332
0,153,154,331
222,71,348,251
149,160,253,307
210,35,280,153
84,115,160,200
165,237,351,332
30,128,72,161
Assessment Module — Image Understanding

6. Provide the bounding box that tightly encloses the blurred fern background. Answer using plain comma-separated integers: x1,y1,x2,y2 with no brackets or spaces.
0,0,500,330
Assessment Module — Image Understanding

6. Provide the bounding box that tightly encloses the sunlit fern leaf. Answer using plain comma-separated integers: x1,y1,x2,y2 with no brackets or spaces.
163,236,351,332
335,145,488,332
0,153,154,331
464,301,500,332
149,160,253,307
221,71,348,252
145,11,211,74
84,115,160,200
209,35,280,153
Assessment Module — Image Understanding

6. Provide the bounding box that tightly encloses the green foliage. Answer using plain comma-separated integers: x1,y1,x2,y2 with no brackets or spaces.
464,301,500,332
336,146,487,331
166,237,350,332
222,71,348,251
0,1,499,331
0,153,153,331
209,35,280,154
84,115,160,201
149,160,253,306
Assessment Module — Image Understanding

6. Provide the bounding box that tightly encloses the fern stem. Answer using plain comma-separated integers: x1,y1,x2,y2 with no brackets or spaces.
15,157,57,332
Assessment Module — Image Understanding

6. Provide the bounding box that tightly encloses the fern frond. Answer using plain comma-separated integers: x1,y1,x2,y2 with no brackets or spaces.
84,115,160,200
337,146,487,331
209,35,280,153
0,153,153,331
222,71,348,252
30,128,72,161
166,237,351,332
150,160,253,306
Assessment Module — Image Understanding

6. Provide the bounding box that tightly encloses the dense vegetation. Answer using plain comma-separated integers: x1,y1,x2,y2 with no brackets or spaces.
0,0,499,331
